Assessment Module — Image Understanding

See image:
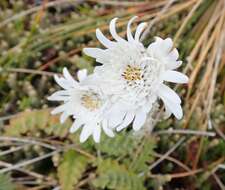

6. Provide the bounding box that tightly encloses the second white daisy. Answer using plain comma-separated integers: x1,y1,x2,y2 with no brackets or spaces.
48,68,114,143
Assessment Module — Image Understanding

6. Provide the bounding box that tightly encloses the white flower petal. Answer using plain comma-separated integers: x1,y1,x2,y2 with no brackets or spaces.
47,91,69,101
163,70,189,83
60,112,69,123
54,75,70,89
70,119,84,133
169,48,179,60
80,124,93,143
167,60,182,70
83,48,109,64
135,22,147,42
141,101,153,113
102,120,114,137
48,96,69,101
49,90,68,96
77,69,87,82
162,98,183,119
83,48,105,59
155,36,163,42
96,28,115,48
161,38,173,53
147,37,174,59
164,105,172,119
93,126,101,143
63,67,77,87
132,110,147,131
109,17,126,43
157,84,181,104
147,40,162,57
108,110,126,128
116,111,135,131
127,16,137,42
51,104,66,115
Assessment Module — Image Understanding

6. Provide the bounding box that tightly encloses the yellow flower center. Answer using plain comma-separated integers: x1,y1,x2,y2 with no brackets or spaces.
122,65,142,81
81,93,101,111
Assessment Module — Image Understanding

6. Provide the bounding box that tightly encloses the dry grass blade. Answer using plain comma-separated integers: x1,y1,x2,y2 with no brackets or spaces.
0,0,82,28
191,1,225,169
173,0,203,44
0,149,61,174
212,173,225,189
149,137,186,171
155,129,215,137
140,0,177,41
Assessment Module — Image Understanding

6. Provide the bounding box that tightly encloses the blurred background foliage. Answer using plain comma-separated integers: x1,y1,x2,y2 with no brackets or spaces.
0,0,225,189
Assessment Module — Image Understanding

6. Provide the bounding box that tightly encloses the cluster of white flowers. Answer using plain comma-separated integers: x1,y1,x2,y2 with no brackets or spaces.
48,16,188,143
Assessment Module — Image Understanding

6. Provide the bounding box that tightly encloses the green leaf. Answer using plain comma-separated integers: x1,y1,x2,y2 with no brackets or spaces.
130,137,156,173
4,109,72,138
57,149,89,190
0,174,15,190
96,131,139,158
93,159,146,190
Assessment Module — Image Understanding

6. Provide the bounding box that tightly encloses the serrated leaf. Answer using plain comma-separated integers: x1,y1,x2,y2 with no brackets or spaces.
4,109,72,138
130,137,156,173
96,132,139,157
93,159,146,190
57,149,89,190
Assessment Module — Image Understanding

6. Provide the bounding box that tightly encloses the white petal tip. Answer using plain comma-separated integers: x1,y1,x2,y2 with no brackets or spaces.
62,68,70,78
83,48,92,56
165,37,173,41
79,136,87,143
77,69,87,81
50,110,57,115
183,76,189,83
132,16,138,20
133,126,143,131
83,48,88,54
174,110,183,120
79,139,85,143
155,36,163,41
116,127,123,132
112,17,118,21
60,119,65,124
53,74,60,81
63,67,67,73
69,128,75,133
96,28,101,35
47,96,53,101
178,75,189,84
176,115,183,120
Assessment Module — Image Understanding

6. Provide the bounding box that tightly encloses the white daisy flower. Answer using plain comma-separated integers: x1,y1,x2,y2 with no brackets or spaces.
83,16,188,132
48,68,114,143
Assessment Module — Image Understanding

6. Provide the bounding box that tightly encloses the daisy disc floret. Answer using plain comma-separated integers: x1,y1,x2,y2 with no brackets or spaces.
48,68,114,143
83,16,189,132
